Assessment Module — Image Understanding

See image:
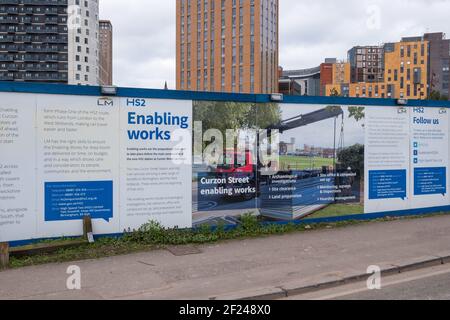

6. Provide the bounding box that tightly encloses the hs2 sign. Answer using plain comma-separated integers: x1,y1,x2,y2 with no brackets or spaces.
127,98,147,107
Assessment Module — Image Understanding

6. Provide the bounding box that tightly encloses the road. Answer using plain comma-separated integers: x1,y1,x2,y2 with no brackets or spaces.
285,264,450,300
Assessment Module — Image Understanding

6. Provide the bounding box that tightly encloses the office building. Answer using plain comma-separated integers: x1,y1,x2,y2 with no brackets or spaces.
176,0,279,94
0,0,100,85
278,66,321,96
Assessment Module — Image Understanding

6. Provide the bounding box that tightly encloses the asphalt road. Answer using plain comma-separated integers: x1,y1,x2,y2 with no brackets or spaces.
341,267,450,300
285,264,450,300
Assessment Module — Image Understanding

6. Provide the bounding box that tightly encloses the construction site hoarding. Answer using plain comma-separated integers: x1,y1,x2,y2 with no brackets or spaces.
0,86,449,243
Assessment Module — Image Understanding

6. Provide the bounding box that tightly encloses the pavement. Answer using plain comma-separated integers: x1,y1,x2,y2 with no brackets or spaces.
2,214,450,300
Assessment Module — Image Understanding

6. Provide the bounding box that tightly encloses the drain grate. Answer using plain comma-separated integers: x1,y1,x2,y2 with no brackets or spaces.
166,245,202,256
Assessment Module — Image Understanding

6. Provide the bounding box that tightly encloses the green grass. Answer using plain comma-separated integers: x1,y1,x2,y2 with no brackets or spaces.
280,155,334,170
9,238,156,269
306,204,365,219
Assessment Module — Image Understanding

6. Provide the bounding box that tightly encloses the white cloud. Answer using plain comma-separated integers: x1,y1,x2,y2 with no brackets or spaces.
100,0,450,88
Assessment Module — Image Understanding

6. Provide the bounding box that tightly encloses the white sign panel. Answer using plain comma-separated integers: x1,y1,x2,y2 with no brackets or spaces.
119,98,192,230
365,106,411,214
35,94,120,238
0,92,193,242
409,106,449,209
0,93,37,242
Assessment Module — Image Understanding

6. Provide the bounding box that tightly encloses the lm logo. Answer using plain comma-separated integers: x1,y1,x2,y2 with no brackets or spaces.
127,98,147,107
97,97,114,107
397,107,407,114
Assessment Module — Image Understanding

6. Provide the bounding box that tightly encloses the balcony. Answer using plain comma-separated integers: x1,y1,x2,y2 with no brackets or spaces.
0,7,19,15
21,45,61,53
0,44,19,51
21,0,68,6
0,35,14,42
0,74,14,81
0,54,14,61
0,63,18,71
0,16,19,24
0,0,20,5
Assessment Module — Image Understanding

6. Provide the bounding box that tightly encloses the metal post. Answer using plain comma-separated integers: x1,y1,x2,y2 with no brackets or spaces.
333,117,337,171
83,215,93,240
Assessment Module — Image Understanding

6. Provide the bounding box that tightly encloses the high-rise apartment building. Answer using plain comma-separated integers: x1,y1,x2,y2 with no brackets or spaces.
423,32,450,98
0,0,100,85
382,38,429,99
176,0,279,94
99,20,112,85
346,38,429,99
348,45,384,83
323,33,446,100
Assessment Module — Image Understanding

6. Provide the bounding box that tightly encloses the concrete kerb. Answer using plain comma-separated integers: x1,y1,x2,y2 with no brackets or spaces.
211,287,287,301
390,256,444,274
213,253,450,300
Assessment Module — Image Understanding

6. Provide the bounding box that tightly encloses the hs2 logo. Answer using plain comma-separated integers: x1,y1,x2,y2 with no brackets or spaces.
127,98,147,107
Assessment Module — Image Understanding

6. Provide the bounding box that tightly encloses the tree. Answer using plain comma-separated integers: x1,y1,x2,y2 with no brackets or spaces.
337,144,365,171
429,90,449,101
347,106,365,122
193,101,282,134
326,86,365,122
329,87,340,97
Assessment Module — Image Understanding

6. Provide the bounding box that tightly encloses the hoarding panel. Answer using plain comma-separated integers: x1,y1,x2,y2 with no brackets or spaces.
0,89,449,243
409,107,449,209
364,106,410,213
119,98,192,231
0,93,37,242
35,94,121,238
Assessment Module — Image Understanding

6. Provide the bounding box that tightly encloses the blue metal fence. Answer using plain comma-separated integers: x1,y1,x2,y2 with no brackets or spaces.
1,80,450,107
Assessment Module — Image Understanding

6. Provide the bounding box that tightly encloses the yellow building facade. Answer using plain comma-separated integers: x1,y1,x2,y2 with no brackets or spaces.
332,62,351,85
323,62,351,96
383,40,428,99
325,39,429,100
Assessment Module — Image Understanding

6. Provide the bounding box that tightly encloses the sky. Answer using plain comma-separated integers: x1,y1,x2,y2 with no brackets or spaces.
100,0,450,89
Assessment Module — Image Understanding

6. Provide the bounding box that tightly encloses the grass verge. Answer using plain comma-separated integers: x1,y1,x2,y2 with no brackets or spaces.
306,204,365,219
7,212,450,270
